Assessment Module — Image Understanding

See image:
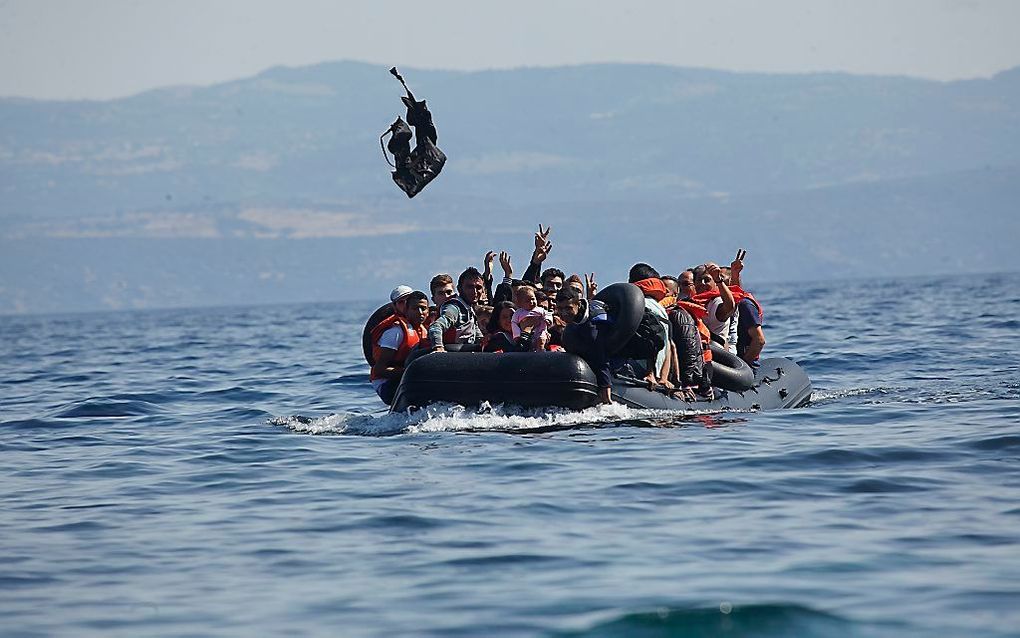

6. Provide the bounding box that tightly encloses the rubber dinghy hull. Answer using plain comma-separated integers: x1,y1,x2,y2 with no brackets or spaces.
610,357,812,412
388,352,811,414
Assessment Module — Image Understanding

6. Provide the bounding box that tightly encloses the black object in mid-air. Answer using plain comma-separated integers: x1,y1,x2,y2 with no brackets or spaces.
380,67,446,198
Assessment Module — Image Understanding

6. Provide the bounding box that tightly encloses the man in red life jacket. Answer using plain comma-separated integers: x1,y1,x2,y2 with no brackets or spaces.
370,288,429,405
692,262,737,352
428,267,485,352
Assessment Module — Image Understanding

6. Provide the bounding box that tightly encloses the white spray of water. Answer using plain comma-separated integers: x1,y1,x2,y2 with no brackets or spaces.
809,387,893,403
271,401,733,436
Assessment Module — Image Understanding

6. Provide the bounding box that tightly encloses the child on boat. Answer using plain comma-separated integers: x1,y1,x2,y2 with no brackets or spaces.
511,284,553,351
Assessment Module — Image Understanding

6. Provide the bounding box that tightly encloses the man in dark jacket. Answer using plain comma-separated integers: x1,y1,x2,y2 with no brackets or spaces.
669,304,711,400
555,288,613,405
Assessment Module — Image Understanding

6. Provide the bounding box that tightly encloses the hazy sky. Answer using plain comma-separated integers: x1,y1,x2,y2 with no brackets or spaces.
2,0,1019,100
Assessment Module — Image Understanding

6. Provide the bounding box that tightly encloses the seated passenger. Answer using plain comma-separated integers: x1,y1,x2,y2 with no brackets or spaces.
657,275,681,387
736,296,765,366
512,284,554,351
475,304,494,339
370,289,429,405
669,295,714,399
552,280,582,347
718,266,739,349
627,263,674,390
729,256,766,366
692,262,737,353
555,288,612,405
427,267,486,351
388,284,414,318
533,288,547,312
677,269,697,301
427,273,455,326
565,274,585,296
660,275,680,307
540,267,565,296
483,301,529,352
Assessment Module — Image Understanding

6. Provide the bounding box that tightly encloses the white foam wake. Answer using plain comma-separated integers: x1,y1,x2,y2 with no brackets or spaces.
808,387,893,403
270,401,730,436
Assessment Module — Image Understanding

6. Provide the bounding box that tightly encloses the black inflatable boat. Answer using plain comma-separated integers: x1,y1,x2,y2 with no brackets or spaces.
388,350,811,413
365,281,811,414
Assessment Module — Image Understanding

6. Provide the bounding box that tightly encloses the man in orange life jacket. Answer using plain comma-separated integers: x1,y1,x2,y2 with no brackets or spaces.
370,287,429,405
692,262,737,353
427,267,486,352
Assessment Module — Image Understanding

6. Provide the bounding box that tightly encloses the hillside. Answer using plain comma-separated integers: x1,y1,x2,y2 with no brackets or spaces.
1,62,1018,313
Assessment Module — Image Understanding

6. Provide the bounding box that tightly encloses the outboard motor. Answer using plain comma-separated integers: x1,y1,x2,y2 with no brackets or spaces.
380,67,446,198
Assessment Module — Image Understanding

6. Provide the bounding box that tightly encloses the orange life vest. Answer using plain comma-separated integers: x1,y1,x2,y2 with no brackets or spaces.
690,285,763,322
369,314,425,381
633,277,668,302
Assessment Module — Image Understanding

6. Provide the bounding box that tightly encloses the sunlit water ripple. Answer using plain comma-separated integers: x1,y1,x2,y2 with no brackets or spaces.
2,273,1019,637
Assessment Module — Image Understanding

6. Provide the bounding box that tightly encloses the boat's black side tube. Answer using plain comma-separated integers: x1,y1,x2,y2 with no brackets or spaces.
708,343,755,391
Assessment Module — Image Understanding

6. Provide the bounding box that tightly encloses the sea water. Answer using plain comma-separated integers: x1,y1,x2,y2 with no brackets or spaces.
2,273,1018,637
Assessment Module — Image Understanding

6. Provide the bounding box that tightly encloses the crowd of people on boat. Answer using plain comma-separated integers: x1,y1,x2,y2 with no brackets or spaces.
369,225,765,406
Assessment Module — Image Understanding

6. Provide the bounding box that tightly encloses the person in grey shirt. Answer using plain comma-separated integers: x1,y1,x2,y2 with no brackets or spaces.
428,267,486,351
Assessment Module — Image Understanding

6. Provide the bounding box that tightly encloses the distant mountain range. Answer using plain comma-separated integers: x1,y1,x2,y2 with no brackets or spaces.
1,61,1018,314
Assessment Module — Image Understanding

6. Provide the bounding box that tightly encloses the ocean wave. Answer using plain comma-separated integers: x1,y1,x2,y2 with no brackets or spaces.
554,602,908,638
53,398,162,418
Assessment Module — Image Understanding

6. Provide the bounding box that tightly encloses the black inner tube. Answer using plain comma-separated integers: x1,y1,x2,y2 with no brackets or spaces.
362,303,395,366
592,282,645,357
709,342,754,392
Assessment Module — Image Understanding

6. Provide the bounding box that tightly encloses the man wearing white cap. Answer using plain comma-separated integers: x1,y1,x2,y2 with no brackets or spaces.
369,286,429,405
388,284,412,311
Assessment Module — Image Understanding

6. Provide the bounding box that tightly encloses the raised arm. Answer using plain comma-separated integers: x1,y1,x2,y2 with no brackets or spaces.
730,252,744,288
523,224,552,284
492,251,514,304
482,250,495,302
584,272,598,300
706,263,735,321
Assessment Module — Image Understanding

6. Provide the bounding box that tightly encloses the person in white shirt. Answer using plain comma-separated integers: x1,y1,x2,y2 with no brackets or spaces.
692,263,737,354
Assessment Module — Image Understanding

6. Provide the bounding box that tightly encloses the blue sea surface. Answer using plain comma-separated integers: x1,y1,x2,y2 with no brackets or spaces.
2,273,1019,637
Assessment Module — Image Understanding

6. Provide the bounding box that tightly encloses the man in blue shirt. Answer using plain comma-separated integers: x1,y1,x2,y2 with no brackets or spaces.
736,297,765,366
